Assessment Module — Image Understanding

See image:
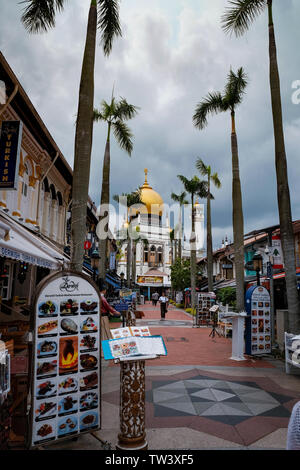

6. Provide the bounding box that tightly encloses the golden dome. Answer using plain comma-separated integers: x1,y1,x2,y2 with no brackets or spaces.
136,169,164,216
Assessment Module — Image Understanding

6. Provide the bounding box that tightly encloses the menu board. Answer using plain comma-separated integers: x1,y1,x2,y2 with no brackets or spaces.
102,335,167,361
245,285,271,355
111,326,151,339
30,272,101,447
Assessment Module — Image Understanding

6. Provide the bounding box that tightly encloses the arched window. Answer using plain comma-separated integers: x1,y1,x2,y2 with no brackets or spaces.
144,245,148,263
149,245,156,265
157,246,163,264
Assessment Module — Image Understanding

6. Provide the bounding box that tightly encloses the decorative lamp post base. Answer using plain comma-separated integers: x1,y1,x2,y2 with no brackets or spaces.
117,359,148,451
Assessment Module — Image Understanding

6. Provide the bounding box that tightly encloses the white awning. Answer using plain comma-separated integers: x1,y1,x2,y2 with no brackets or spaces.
0,214,68,270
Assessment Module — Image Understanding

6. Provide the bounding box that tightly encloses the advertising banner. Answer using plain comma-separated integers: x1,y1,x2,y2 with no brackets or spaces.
0,120,23,190
137,276,163,285
30,271,101,448
271,235,283,269
245,285,271,355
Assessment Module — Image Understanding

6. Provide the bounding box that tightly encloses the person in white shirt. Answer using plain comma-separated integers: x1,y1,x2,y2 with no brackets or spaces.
159,292,169,320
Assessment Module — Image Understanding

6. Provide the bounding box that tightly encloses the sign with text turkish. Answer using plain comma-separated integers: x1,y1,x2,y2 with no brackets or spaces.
30,271,101,448
0,120,23,190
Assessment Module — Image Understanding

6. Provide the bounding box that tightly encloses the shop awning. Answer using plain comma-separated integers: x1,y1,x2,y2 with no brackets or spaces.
0,214,68,270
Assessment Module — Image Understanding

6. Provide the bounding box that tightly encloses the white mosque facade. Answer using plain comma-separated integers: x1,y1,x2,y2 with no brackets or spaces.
115,170,205,300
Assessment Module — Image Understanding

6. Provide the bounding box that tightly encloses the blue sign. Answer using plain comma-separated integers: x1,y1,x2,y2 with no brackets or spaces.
0,120,23,190
245,285,271,355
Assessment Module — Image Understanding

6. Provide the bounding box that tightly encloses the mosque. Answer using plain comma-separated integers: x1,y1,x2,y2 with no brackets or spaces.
116,169,204,300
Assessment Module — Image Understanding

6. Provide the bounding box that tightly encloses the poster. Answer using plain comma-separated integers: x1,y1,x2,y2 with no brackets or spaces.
31,272,101,447
245,285,271,355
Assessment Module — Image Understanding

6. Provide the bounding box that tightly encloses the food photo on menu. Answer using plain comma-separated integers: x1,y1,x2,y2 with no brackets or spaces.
80,316,98,333
34,418,56,444
80,371,98,391
80,353,98,372
80,391,98,411
34,398,57,421
58,376,78,395
37,339,58,358
58,395,78,416
36,358,57,378
59,317,78,336
80,411,98,431
38,300,58,318
59,336,78,375
57,416,78,437
36,378,57,399
80,334,98,352
37,319,58,337
80,300,98,313
60,299,79,316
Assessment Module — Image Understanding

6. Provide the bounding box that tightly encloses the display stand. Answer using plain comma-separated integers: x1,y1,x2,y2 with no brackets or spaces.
222,312,247,361
115,355,157,451
285,333,300,375
194,293,216,327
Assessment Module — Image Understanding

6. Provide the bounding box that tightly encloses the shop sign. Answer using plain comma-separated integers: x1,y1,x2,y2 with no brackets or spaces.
271,235,283,269
0,120,23,190
222,264,233,269
245,285,271,356
30,271,101,448
137,276,163,284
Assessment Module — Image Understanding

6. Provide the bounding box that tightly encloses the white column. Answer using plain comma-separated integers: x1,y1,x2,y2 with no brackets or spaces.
41,193,51,237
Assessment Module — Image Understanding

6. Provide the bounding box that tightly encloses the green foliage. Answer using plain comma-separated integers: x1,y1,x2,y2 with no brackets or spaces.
185,308,196,315
175,303,184,309
170,258,191,291
216,287,236,308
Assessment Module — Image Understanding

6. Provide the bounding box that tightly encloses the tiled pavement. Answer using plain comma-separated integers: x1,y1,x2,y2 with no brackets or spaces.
48,302,300,450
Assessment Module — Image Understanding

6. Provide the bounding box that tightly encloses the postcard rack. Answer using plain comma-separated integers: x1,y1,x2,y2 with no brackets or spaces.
195,294,216,326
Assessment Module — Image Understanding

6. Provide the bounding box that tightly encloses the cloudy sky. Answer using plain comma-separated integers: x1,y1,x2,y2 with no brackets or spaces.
1,0,300,250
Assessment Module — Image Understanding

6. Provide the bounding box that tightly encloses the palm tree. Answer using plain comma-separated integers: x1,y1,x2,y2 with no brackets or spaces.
113,190,144,287
222,1,300,333
21,0,122,272
193,67,247,312
94,97,139,281
171,191,188,261
196,159,221,293
177,175,208,311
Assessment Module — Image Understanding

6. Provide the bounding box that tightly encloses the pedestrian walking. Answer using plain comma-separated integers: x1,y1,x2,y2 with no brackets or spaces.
100,284,120,343
287,401,300,450
152,291,159,306
159,292,169,320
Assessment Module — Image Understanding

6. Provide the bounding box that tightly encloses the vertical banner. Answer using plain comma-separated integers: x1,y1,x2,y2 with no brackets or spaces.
30,271,101,448
0,120,23,190
245,285,271,355
271,234,283,269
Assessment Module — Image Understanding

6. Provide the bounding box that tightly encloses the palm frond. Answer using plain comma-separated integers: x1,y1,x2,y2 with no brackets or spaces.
93,108,105,122
99,99,113,121
222,0,266,37
193,92,225,129
112,120,133,155
115,98,139,121
196,158,209,176
20,0,66,33
224,67,248,107
98,0,122,56
211,172,222,188
196,180,209,199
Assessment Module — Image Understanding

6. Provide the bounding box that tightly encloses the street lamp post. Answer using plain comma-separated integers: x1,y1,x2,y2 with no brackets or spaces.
91,248,100,282
252,252,263,286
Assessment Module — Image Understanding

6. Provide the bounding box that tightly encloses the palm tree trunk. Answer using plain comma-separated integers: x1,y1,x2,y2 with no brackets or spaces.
132,240,137,285
267,0,300,333
231,111,245,312
190,194,196,311
98,124,111,281
71,2,97,272
207,176,213,292
178,208,183,260
126,233,132,287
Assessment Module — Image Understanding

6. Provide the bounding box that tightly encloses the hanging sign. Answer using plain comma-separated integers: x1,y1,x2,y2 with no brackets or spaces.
83,240,92,250
0,121,23,190
271,235,283,269
245,285,271,355
30,271,101,448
